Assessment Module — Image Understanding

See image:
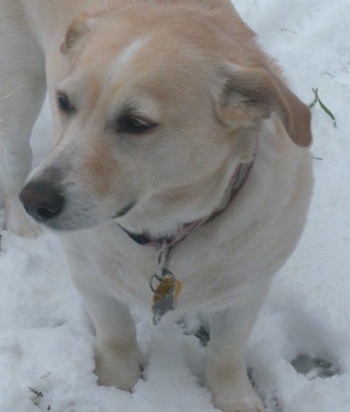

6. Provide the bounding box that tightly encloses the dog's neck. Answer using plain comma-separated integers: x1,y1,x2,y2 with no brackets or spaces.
119,160,254,247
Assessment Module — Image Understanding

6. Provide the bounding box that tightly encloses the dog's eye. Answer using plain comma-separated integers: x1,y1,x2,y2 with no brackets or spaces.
56,92,75,114
117,115,157,135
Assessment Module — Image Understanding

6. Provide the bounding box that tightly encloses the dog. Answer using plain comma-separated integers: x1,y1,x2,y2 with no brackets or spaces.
0,1,313,411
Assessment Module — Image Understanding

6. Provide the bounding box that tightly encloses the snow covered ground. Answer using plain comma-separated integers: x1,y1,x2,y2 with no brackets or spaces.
0,0,349,411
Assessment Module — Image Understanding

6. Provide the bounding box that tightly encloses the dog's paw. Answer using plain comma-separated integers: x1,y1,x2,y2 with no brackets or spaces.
94,340,142,391
207,367,265,412
228,400,265,412
213,397,265,412
211,388,265,412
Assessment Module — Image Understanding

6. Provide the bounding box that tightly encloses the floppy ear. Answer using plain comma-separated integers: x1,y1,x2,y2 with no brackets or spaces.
60,12,96,54
215,64,312,147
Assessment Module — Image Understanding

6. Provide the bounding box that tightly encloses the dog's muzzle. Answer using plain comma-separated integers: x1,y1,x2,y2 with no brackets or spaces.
20,181,64,223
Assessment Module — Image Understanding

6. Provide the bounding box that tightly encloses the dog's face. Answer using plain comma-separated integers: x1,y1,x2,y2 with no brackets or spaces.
20,5,311,238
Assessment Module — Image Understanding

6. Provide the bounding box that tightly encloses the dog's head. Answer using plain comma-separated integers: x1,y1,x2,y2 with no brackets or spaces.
20,5,312,239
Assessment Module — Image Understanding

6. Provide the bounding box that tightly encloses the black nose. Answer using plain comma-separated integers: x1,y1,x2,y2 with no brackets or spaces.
19,181,64,223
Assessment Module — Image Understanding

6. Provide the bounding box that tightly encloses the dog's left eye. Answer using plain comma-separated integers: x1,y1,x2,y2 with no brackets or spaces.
116,115,157,135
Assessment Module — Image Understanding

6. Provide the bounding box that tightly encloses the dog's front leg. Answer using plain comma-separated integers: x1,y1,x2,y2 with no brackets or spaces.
93,297,142,392
205,278,271,412
71,268,142,391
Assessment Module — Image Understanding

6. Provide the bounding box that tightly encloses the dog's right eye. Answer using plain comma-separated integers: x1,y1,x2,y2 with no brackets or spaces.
116,114,157,135
56,92,75,114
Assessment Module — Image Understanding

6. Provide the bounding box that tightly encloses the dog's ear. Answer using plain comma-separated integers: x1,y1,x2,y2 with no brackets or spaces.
215,64,312,147
60,13,96,54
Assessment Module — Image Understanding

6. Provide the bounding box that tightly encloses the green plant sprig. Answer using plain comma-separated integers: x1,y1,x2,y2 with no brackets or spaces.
309,88,337,128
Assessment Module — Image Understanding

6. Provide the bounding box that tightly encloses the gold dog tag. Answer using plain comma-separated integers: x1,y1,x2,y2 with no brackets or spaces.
152,276,182,304
151,275,182,325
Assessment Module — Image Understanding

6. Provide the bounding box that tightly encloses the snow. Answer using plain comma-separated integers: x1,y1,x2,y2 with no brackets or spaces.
1,0,349,411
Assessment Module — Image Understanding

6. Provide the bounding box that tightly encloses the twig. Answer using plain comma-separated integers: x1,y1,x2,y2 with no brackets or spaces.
310,88,337,128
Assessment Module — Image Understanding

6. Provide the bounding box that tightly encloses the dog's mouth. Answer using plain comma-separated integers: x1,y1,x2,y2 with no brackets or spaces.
114,202,136,219
113,196,204,246
115,160,256,247
20,157,254,235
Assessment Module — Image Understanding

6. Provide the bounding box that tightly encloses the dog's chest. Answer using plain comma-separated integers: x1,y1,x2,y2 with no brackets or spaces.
66,225,261,314
63,195,302,314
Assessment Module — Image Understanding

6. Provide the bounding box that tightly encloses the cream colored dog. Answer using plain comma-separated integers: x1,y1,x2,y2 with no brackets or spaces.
0,1,313,411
